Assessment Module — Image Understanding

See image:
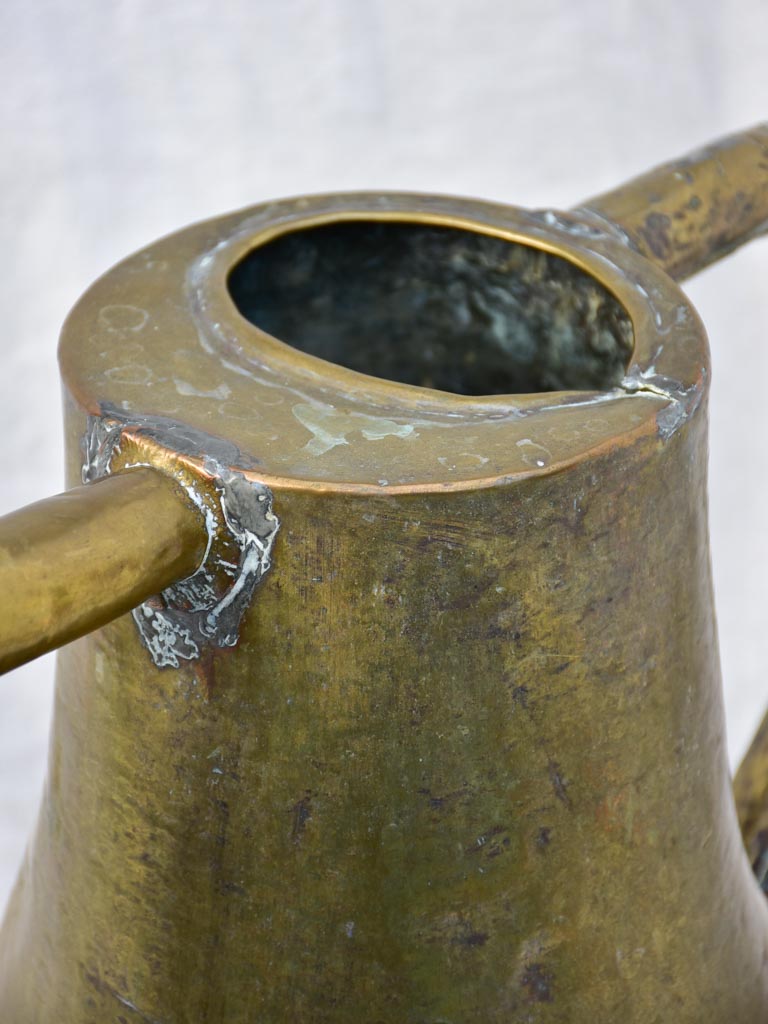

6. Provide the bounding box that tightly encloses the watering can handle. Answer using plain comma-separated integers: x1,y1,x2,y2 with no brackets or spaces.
581,122,768,875
579,122,768,282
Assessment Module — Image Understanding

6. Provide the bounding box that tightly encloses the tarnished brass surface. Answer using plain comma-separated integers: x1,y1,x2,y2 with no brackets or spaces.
0,468,206,675
1,126,767,1022
581,123,768,281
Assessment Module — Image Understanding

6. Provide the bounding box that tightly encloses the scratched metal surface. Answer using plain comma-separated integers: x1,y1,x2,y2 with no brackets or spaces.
0,0,767,917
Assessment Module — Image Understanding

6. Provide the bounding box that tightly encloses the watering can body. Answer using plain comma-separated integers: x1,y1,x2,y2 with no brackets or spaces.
1,127,768,1022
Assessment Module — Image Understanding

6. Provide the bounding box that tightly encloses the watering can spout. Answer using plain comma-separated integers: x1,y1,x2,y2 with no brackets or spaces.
579,123,768,281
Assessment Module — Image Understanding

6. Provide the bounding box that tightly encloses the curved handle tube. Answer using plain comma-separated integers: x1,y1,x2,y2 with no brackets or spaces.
579,123,768,281
0,468,207,675
735,710,768,889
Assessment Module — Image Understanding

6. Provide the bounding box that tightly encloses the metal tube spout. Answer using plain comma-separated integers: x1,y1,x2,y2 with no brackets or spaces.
578,123,768,281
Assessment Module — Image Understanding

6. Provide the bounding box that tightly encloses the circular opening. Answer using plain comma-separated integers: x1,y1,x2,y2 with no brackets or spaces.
228,220,634,396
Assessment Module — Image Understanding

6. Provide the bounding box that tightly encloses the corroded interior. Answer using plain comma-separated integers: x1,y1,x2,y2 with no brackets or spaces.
228,221,634,396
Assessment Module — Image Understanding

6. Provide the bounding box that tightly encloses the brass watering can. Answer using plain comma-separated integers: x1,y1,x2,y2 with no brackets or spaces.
1,126,768,1023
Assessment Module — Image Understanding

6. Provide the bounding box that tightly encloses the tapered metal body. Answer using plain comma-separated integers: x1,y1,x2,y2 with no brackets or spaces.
1,126,768,1022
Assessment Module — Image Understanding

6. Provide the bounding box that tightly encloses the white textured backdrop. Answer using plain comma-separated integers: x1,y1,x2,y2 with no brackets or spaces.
1,0,767,911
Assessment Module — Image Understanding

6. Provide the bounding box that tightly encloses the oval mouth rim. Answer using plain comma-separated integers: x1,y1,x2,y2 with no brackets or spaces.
193,192,706,416
61,190,709,494
215,207,634,410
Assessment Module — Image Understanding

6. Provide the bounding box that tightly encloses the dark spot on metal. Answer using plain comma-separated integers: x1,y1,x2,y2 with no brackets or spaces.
418,787,446,810
291,791,313,844
548,760,572,809
418,784,472,813
521,962,554,1003
465,824,508,858
639,211,673,261
687,195,702,210
537,826,552,849
221,880,247,896
511,685,529,709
